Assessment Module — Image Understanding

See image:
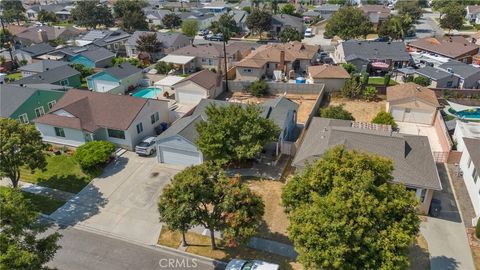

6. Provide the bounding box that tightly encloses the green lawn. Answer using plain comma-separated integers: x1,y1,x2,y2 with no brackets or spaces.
0,186,65,215
20,154,94,194
368,77,398,86
51,21,74,27
6,72,22,81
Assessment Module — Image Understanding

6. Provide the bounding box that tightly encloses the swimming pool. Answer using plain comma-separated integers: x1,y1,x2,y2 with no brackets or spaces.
132,87,162,99
448,107,480,119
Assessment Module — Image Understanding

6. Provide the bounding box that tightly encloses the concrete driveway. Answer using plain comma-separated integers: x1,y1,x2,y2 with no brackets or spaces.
420,164,475,270
50,152,183,245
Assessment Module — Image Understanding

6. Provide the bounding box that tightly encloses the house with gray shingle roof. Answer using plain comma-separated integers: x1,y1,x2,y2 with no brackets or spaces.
86,63,143,94
18,60,69,78
414,66,460,88
75,30,130,55
125,31,190,61
438,60,480,89
172,69,222,105
293,117,442,214
334,41,413,73
13,43,56,64
69,47,116,68
272,14,305,37
156,97,299,166
12,65,81,88
34,89,169,150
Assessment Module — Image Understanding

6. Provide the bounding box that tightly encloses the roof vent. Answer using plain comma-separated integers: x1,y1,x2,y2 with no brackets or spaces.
416,86,421,91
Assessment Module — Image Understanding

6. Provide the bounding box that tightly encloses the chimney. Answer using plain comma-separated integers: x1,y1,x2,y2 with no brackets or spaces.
279,50,285,72
37,29,48,43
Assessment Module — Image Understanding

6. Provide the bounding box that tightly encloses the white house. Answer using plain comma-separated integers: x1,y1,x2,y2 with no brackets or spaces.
34,89,169,150
86,63,143,95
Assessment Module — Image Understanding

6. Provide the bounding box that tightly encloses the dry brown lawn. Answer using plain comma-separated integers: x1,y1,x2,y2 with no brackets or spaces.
157,226,182,248
329,97,386,122
231,92,319,124
246,179,290,244
472,246,480,270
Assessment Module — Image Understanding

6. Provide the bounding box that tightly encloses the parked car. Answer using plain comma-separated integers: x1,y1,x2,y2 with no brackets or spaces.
429,198,442,217
304,28,313,38
135,137,156,156
205,33,224,41
198,29,209,36
225,259,279,270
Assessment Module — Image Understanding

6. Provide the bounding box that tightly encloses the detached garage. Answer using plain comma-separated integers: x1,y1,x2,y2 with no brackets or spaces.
156,115,204,166
173,69,222,105
386,83,440,125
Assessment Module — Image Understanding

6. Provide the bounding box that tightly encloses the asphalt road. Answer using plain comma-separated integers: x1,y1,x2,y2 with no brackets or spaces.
49,227,225,270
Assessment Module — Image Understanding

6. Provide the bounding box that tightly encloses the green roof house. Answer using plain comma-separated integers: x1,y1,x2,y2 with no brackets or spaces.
0,85,65,124
11,65,81,88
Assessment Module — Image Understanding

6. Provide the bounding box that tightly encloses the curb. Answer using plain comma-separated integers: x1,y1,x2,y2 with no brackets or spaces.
153,244,228,267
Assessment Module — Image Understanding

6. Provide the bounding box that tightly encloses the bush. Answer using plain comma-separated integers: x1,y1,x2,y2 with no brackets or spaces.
413,76,431,87
476,219,480,239
248,80,269,97
341,78,362,99
372,111,397,129
341,63,356,74
363,86,378,101
74,141,115,172
319,105,355,121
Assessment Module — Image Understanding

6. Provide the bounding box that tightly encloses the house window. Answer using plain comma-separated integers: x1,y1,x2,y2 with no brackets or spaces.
60,79,69,86
447,81,453,88
420,189,427,203
136,122,143,134
243,68,252,73
107,129,125,139
48,100,56,109
131,48,136,54
468,157,472,168
18,113,29,124
34,106,45,117
54,127,65,137
201,58,206,63
151,112,159,124
473,168,478,182
208,59,213,65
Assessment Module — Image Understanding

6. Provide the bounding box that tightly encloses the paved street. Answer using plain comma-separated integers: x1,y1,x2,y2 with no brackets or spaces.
50,152,183,245
50,227,223,270
408,10,444,40
420,164,475,270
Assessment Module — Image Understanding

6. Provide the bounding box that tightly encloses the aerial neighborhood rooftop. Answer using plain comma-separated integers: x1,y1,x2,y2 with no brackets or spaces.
1,0,480,269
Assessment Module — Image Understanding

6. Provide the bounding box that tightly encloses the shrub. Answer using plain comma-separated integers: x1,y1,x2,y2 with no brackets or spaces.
413,76,431,87
74,141,115,172
384,73,391,86
363,86,378,101
476,219,480,239
319,105,355,121
341,78,362,99
341,63,356,74
248,80,269,97
372,111,398,129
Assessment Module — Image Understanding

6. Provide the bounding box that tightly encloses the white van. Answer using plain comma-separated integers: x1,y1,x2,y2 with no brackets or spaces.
304,28,313,38
225,259,279,270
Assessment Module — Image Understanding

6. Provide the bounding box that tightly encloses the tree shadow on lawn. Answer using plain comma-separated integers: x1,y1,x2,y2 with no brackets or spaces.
256,219,293,246
36,175,92,194
408,235,431,270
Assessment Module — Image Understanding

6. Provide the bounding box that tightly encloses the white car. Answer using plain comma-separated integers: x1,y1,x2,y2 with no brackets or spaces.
135,137,156,156
225,259,279,270
304,28,313,38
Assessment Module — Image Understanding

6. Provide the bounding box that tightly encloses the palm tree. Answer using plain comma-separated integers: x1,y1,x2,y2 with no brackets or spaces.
135,33,162,62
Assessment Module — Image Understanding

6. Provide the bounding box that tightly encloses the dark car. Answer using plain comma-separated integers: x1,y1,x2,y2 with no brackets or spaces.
205,34,224,41
429,198,442,217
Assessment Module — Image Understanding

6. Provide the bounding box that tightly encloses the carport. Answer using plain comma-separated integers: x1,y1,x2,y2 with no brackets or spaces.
158,55,195,75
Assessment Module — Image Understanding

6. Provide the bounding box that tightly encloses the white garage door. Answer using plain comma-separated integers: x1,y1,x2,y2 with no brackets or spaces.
177,91,205,105
94,80,118,93
404,109,433,125
391,107,405,122
159,146,201,166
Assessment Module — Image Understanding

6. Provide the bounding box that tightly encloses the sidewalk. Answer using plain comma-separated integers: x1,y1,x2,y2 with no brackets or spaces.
0,178,75,201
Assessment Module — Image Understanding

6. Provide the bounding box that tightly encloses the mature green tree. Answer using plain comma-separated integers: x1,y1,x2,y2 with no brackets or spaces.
395,1,423,22
135,33,162,61
372,111,398,129
0,29,14,49
162,13,182,29
71,0,114,29
0,119,46,188
379,15,413,41
120,10,148,33
324,6,372,40
181,20,199,38
113,0,148,18
196,104,280,165
0,0,26,25
280,3,296,16
155,61,174,75
269,0,279,14
440,3,466,33
319,105,355,121
341,63,356,74
282,147,420,269
278,27,302,43
0,187,62,269
430,0,450,19
245,9,272,38
158,164,264,249
70,63,95,82
209,13,239,92
37,10,57,23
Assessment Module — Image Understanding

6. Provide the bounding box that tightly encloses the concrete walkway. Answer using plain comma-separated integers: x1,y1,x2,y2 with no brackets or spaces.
0,178,74,201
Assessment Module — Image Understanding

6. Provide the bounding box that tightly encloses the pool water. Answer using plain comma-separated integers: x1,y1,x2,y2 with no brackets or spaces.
448,107,480,119
132,88,162,99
